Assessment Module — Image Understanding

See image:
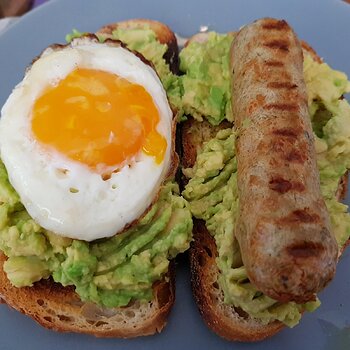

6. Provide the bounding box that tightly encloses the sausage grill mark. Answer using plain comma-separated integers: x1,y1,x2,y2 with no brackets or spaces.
261,20,288,30
272,128,299,139
291,209,320,223
269,177,292,193
285,149,307,163
276,209,321,229
271,128,308,164
264,40,290,52
269,177,305,193
267,82,298,89
286,241,325,258
265,103,299,111
265,60,284,67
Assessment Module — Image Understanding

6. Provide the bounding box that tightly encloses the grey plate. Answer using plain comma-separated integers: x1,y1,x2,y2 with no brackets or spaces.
0,0,350,349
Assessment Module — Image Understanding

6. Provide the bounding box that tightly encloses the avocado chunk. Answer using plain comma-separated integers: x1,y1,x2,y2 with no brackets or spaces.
4,256,50,287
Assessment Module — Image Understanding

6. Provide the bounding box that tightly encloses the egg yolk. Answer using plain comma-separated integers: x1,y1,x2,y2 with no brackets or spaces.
31,68,167,170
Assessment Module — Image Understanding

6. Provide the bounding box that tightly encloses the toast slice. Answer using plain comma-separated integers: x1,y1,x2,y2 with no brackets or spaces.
0,253,175,338
0,19,180,338
181,33,349,341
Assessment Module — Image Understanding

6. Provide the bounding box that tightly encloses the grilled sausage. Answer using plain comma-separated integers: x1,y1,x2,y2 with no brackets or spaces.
230,18,338,303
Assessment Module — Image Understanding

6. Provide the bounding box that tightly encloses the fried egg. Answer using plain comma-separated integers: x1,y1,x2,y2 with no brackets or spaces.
0,36,173,241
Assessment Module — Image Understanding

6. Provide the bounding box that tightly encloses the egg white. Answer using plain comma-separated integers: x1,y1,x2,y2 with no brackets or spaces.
0,37,173,241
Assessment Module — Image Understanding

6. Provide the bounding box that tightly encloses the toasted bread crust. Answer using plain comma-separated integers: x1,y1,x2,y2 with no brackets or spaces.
0,253,175,338
182,34,349,341
0,19,180,338
301,41,322,63
97,19,179,74
190,221,284,341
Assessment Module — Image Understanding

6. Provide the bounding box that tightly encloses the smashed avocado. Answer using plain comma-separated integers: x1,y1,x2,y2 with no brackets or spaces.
179,32,234,125
0,162,192,307
183,35,350,327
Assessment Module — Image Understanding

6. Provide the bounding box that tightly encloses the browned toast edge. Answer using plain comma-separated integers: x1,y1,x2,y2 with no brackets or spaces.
97,19,179,74
0,253,175,338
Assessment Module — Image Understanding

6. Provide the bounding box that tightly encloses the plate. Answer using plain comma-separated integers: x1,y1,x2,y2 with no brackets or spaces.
0,0,350,349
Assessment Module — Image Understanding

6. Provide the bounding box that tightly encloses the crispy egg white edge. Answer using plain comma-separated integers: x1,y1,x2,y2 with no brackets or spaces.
0,37,173,241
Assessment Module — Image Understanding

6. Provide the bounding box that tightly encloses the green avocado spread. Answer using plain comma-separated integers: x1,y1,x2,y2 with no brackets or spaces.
0,164,192,307
0,28,192,308
182,34,350,327
179,32,234,125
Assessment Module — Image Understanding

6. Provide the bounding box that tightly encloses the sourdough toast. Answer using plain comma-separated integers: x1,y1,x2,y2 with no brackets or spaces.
181,33,349,341
0,19,180,338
